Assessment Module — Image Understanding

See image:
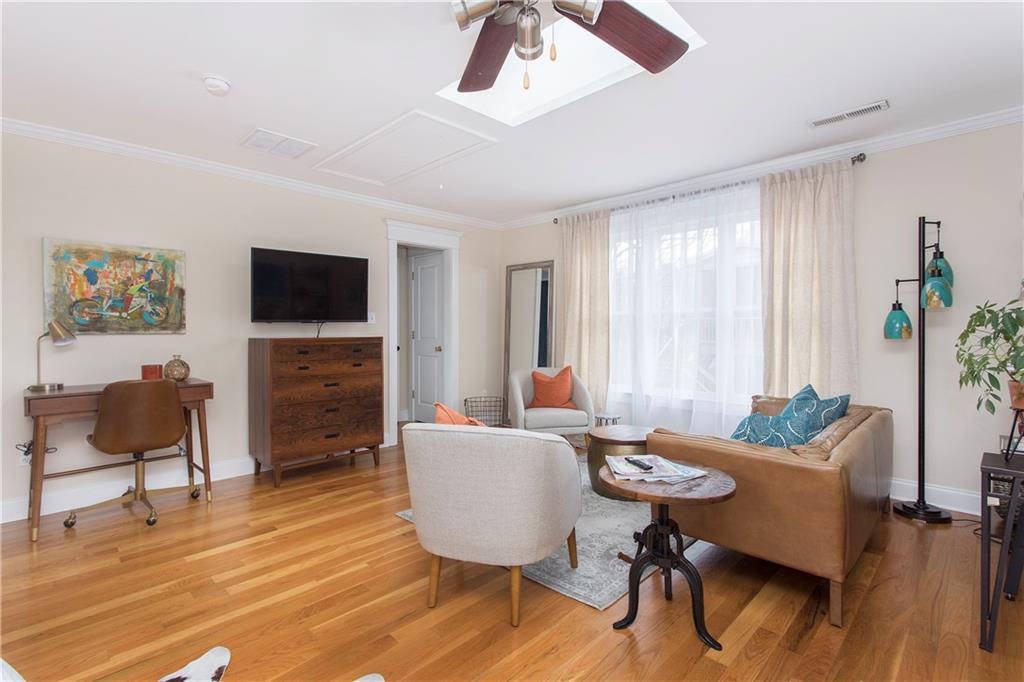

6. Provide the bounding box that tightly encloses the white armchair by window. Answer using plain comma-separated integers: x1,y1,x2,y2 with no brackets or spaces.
402,423,581,626
508,367,595,435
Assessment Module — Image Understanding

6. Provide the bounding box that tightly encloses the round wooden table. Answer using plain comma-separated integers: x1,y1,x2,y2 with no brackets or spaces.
599,463,736,650
586,425,654,501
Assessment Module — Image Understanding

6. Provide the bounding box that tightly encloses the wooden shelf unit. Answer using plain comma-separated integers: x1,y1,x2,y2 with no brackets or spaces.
248,337,383,486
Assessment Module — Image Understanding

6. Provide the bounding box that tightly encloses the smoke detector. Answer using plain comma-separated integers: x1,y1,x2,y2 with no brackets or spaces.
809,99,889,128
202,74,231,97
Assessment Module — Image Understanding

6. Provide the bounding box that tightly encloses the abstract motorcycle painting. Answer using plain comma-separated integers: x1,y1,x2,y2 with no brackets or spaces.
43,238,186,334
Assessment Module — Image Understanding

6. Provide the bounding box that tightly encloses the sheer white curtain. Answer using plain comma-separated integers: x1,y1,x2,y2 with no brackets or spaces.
608,181,763,436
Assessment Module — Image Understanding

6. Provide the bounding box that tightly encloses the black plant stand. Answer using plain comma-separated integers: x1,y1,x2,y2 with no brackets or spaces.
980,451,1023,652
614,503,722,651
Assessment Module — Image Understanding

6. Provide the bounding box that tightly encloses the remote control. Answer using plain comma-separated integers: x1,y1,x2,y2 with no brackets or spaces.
625,456,653,471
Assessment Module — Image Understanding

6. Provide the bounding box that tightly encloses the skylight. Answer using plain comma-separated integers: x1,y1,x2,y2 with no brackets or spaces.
436,1,706,127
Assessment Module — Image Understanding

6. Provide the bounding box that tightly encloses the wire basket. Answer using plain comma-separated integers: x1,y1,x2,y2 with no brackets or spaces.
464,396,506,426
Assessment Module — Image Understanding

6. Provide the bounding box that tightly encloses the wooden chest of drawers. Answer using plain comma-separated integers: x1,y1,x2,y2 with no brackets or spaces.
248,337,384,486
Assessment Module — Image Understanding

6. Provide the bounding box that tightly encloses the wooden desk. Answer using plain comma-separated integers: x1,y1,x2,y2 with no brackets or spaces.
23,378,214,542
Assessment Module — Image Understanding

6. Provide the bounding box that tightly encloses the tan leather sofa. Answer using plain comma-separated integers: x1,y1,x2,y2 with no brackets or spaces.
648,396,893,627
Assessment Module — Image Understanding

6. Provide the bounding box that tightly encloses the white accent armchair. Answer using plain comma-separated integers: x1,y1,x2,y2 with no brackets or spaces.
402,423,582,626
508,367,595,435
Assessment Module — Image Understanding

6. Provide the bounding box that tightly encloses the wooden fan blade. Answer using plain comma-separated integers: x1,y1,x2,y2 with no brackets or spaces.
555,1,688,74
458,15,517,92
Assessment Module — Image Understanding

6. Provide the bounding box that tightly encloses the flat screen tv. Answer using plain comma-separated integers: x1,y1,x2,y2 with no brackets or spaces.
251,247,368,322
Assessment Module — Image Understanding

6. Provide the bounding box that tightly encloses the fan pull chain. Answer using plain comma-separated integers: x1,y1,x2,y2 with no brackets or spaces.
550,20,557,61
523,61,530,90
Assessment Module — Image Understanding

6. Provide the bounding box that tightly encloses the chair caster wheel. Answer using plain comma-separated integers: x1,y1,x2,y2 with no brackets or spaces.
63,514,76,529
190,488,200,499
146,515,158,526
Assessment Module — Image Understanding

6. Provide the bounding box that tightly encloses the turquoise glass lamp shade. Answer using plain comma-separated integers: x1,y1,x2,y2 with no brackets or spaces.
884,302,913,340
925,250,954,287
921,267,954,309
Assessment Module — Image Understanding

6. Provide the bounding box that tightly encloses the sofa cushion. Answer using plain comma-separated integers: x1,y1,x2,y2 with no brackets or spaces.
731,412,823,448
524,407,589,430
790,407,872,460
529,366,577,409
780,384,850,433
434,402,486,427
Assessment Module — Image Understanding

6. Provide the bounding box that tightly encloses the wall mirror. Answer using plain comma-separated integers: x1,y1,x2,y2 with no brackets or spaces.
503,260,554,419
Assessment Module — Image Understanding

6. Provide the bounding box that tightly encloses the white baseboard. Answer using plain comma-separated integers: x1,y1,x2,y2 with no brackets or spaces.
890,477,980,516
1,455,254,523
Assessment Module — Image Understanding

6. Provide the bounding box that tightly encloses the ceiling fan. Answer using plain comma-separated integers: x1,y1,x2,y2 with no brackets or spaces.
450,0,689,92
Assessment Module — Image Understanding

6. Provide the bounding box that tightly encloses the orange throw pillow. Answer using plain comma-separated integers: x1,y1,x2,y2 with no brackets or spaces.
433,402,486,426
529,367,578,409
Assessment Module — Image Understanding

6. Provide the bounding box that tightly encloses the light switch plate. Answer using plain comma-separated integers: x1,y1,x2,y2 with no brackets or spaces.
367,312,376,323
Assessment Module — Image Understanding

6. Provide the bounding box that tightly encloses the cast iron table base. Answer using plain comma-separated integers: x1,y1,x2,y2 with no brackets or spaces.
614,502,722,650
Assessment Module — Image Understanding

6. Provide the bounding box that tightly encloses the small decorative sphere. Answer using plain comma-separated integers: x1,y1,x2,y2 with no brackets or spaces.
164,354,191,382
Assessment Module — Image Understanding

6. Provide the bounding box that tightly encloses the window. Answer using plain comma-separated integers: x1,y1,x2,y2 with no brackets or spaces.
608,181,762,436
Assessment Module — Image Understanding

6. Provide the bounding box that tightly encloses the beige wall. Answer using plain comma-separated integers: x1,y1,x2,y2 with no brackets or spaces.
1,134,503,518
855,123,1023,498
496,124,1024,499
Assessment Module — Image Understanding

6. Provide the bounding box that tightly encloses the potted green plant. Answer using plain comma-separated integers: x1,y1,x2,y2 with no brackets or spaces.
955,298,1024,414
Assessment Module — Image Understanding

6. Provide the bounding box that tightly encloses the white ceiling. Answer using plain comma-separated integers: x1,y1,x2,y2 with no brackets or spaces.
3,2,1022,226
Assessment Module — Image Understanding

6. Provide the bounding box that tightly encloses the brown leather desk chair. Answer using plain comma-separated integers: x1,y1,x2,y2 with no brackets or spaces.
76,379,187,527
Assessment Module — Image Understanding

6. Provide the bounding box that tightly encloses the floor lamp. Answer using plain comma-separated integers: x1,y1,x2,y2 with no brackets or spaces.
883,216,954,523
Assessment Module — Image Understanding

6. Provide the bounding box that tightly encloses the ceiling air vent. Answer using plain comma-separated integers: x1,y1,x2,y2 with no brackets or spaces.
808,99,890,128
241,128,318,159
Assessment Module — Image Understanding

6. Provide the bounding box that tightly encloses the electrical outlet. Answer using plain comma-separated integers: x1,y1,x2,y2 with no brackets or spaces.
19,453,31,466
367,312,376,323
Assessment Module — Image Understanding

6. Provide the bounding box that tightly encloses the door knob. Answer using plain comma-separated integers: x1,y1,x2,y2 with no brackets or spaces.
435,345,443,352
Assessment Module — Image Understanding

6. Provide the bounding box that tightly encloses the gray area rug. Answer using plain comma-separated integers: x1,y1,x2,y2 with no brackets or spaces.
396,458,695,610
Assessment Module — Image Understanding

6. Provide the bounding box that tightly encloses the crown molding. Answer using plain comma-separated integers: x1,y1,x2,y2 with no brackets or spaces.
500,106,1024,229
4,107,1021,231
0,118,505,231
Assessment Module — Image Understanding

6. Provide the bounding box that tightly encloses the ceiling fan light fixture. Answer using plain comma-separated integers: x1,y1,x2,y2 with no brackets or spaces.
450,0,500,31
552,0,603,25
514,6,544,61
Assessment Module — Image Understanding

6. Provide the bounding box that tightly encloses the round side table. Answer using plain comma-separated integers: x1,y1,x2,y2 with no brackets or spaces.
586,425,653,501
599,464,736,650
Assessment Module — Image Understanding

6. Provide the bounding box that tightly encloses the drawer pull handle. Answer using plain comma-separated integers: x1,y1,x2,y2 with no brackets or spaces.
296,349,310,355
323,382,340,387
297,365,310,371
324,433,341,439
352,362,363,368
352,348,363,353
324,407,340,413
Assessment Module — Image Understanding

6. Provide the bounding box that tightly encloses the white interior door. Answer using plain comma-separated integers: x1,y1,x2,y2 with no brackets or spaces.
411,251,445,422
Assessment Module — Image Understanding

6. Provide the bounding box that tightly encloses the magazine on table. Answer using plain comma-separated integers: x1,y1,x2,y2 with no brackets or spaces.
606,455,707,484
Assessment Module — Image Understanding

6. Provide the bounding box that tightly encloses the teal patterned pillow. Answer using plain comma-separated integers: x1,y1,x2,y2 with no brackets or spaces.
779,384,850,434
731,385,850,447
731,413,818,447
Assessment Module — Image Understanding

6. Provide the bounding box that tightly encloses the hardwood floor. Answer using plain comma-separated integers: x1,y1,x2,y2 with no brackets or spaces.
2,444,1021,681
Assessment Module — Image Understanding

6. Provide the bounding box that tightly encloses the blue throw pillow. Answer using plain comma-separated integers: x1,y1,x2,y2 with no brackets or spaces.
732,385,850,447
731,413,821,448
780,384,850,435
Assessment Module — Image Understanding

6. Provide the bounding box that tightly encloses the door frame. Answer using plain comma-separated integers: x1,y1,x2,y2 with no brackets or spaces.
387,220,461,446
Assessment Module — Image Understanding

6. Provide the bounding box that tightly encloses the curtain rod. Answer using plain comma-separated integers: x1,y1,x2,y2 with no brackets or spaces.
554,152,869,223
